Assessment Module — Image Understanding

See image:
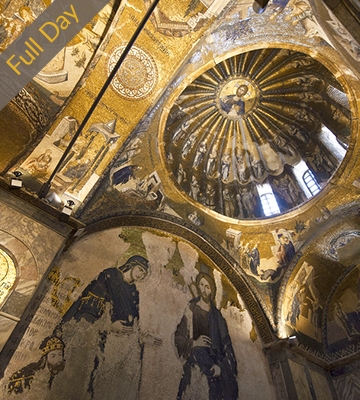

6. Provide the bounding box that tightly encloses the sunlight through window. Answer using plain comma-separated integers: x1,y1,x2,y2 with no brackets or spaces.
257,184,280,216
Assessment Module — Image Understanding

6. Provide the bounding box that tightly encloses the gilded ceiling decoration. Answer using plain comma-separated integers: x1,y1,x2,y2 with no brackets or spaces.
144,0,209,37
0,248,17,309
164,48,351,220
108,45,158,100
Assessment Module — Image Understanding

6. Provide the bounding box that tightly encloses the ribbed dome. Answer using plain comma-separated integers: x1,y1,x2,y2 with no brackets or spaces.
164,48,351,219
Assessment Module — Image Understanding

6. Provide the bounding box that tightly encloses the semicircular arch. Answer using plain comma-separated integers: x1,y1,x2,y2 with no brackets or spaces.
77,211,276,345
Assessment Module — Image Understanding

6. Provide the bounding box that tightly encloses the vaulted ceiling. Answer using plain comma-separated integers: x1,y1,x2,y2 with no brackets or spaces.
163,47,349,219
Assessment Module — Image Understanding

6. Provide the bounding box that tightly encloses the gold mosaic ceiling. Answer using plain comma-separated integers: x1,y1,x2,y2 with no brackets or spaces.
164,48,351,220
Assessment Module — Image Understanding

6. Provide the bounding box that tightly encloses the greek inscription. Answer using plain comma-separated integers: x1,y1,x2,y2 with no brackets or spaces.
12,351,28,362
19,338,35,351
37,306,60,320
32,316,55,329
25,327,39,337
129,14,171,56
48,266,81,315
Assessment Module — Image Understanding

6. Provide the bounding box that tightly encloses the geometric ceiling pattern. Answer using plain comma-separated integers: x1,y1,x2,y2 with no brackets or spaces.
164,48,351,220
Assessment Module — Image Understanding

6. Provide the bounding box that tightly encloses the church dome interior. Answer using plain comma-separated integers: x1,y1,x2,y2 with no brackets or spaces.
164,47,350,219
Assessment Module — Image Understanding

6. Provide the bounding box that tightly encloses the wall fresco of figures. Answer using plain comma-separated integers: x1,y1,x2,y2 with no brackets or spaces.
327,265,360,348
0,1,111,99
282,261,323,342
18,111,167,209
0,0,113,172
0,227,276,400
224,227,299,285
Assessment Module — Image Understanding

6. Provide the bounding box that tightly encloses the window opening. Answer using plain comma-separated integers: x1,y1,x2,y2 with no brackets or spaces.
319,124,347,158
257,184,280,216
303,170,320,196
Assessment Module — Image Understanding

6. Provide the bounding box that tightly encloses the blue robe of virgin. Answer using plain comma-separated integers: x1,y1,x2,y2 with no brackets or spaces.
60,267,139,326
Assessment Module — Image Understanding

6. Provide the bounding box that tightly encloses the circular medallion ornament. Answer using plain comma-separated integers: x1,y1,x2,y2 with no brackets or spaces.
108,46,158,100
0,251,9,282
0,248,16,308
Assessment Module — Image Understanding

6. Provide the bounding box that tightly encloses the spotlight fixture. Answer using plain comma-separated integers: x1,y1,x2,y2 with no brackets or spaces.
44,191,62,207
60,200,75,221
288,335,299,346
253,0,270,14
62,200,75,215
10,171,23,188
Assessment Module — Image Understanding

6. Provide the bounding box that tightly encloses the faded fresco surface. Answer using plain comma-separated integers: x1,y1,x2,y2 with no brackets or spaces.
327,265,360,348
281,261,323,343
0,227,275,400
278,221,360,356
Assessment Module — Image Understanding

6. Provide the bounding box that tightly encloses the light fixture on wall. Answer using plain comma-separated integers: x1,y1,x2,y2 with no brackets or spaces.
10,171,23,188
60,200,75,221
288,335,299,347
253,0,270,14
43,191,62,207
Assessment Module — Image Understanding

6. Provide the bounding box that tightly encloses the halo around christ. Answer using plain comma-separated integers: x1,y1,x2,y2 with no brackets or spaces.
217,77,258,119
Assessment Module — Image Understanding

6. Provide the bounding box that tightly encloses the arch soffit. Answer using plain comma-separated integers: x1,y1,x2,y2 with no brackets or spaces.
0,231,39,319
276,203,360,333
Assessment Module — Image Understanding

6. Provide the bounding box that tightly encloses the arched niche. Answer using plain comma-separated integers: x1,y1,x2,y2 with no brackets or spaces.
0,214,277,400
277,204,360,360
0,230,39,351
326,264,360,351
0,248,18,309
